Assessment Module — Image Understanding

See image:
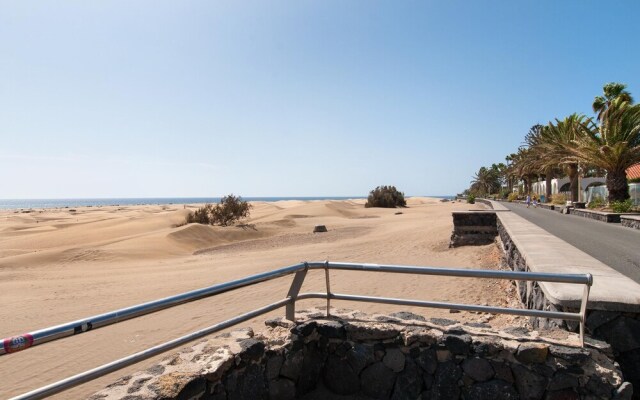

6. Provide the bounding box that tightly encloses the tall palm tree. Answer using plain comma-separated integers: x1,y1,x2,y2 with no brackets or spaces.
593,82,634,120
536,115,586,202
470,166,500,195
573,99,640,202
491,162,508,196
523,124,553,201
511,147,539,195
504,153,518,193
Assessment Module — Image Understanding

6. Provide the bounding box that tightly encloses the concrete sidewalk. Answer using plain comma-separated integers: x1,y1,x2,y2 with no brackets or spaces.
490,200,640,312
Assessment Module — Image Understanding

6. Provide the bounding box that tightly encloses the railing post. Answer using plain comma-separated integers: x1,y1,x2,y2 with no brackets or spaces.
325,260,331,318
285,262,309,321
579,274,593,347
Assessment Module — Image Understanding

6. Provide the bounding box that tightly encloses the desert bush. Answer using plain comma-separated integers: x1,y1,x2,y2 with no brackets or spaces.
185,195,252,226
467,194,476,204
551,193,567,205
365,186,406,208
210,194,252,226
610,199,633,213
186,204,213,224
507,192,519,202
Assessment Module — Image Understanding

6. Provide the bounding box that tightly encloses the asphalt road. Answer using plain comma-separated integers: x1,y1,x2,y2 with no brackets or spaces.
500,202,640,283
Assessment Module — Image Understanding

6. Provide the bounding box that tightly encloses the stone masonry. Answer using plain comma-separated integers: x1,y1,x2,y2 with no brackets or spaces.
621,216,640,231
496,213,640,397
92,308,630,400
449,211,498,247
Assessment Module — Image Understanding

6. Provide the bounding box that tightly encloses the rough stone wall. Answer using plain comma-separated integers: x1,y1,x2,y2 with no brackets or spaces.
496,219,574,331
449,212,497,247
621,217,640,231
571,209,621,223
92,309,630,400
497,218,640,398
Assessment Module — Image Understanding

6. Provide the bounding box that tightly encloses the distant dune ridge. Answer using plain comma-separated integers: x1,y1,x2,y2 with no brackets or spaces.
0,197,520,399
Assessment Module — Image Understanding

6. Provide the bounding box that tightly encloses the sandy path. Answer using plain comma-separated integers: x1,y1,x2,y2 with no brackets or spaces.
0,198,517,398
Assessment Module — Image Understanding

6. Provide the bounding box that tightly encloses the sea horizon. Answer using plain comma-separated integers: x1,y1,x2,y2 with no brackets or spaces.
0,195,455,210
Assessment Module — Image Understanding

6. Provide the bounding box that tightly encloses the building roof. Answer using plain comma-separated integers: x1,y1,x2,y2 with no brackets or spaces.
628,163,640,180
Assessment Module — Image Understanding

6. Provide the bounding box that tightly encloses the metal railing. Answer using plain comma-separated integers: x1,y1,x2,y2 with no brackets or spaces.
4,261,593,400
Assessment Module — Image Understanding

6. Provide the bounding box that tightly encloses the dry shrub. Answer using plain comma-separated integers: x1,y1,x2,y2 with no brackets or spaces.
365,186,406,208
185,195,252,226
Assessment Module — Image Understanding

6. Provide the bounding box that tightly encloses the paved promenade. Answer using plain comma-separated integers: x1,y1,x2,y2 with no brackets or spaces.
500,201,640,284
489,200,640,311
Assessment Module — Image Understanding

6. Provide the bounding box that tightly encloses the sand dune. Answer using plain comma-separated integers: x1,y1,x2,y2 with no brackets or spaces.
0,197,522,399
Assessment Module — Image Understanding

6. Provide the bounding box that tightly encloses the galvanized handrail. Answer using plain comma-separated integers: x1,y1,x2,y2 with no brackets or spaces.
6,261,592,400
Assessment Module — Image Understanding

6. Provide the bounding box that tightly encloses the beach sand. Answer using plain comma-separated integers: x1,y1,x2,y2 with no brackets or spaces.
0,197,521,398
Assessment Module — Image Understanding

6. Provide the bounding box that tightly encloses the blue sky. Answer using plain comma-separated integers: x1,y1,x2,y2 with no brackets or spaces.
1,1,638,198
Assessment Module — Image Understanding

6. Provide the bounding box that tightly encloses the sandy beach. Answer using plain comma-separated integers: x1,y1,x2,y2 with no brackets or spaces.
0,197,518,398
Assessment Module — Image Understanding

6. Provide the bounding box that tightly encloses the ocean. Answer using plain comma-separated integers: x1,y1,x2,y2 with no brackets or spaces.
0,196,455,210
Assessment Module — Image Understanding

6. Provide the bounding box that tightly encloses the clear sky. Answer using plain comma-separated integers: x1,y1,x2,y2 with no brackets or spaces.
1,1,638,198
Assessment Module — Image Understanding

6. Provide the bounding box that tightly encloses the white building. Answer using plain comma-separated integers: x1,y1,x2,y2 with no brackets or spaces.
530,177,640,205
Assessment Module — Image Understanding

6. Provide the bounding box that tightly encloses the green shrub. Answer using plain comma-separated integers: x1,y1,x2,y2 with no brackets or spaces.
467,194,476,204
507,192,519,202
185,194,252,226
587,197,605,209
365,186,406,208
610,199,633,213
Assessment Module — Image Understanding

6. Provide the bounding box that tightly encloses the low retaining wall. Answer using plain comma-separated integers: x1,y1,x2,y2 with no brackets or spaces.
93,309,630,400
496,218,575,331
490,203,640,398
449,211,497,247
621,216,640,230
571,209,624,223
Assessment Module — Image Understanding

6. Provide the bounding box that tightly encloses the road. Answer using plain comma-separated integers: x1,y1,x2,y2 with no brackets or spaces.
499,202,640,283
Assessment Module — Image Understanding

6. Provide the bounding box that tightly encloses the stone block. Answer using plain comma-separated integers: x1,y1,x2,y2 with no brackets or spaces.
462,358,494,382
360,362,397,399
516,343,549,364
512,364,548,400
322,355,359,395
444,333,472,355
391,358,423,400
432,361,462,400
465,379,519,400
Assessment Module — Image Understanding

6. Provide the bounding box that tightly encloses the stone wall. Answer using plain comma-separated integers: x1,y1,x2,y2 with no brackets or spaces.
496,219,574,331
497,218,640,398
92,309,630,400
571,209,623,223
449,211,497,247
621,216,640,231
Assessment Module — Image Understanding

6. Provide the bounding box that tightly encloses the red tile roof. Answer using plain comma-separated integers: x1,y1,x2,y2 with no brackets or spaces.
628,163,640,180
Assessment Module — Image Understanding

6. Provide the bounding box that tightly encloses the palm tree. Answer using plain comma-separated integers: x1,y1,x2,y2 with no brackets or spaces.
470,166,500,195
524,124,554,199
510,147,539,195
504,153,517,193
593,82,634,120
525,114,585,201
525,122,599,203
491,162,508,196
573,99,640,202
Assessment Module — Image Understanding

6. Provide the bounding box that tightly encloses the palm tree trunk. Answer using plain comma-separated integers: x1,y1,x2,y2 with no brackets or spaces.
607,169,630,202
545,169,552,203
568,164,579,203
